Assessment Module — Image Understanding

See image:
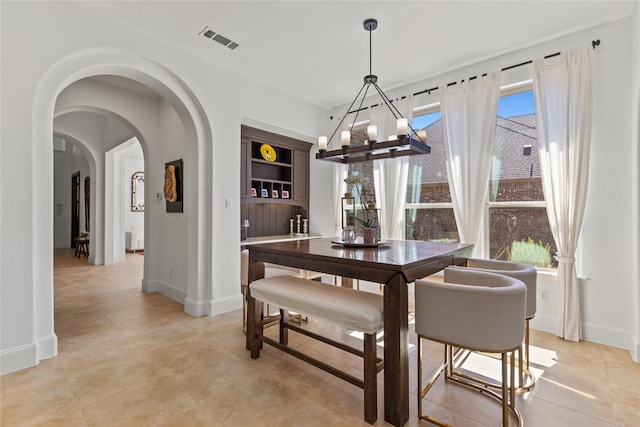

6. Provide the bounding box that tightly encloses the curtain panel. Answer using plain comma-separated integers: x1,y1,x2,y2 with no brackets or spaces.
440,71,502,256
533,46,594,342
332,116,349,237
372,96,412,240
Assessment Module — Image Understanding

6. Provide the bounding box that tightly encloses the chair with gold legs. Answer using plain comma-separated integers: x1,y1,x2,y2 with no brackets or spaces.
448,259,537,391
415,268,527,427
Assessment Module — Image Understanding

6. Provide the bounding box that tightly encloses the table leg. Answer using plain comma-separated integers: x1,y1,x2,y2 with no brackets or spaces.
383,274,410,426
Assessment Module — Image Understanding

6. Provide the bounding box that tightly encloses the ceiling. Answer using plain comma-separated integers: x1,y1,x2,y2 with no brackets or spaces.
80,1,635,109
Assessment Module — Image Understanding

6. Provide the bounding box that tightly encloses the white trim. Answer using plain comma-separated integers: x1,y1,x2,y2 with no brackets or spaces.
0,344,37,375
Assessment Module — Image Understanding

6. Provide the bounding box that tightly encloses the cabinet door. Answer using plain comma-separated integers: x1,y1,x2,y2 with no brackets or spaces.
293,149,309,202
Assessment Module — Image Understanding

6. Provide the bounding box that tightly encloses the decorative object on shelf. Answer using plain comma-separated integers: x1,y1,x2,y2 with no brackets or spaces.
261,188,269,198
289,218,295,235
303,218,308,234
131,171,145,212
296,214,302,235
316,18,430,164
251,188,257,197
164,159,183,213
272,190,279,198
260,143,277,162
281,190,289,199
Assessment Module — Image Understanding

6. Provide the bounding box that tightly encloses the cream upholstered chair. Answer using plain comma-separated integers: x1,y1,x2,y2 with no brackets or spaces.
415,268,526,427
448,259,537,390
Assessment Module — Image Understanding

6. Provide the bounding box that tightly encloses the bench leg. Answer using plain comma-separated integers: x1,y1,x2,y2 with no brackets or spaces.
247,294,263,358
363,332,378,424
279,309,289,345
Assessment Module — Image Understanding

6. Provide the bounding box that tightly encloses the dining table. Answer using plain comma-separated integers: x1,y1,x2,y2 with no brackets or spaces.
245,237,473,426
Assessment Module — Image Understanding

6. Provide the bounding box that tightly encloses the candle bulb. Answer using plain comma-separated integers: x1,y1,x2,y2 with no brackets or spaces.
397,118,408,136
367,125,377,142
318,136,327,151
341,130,351,147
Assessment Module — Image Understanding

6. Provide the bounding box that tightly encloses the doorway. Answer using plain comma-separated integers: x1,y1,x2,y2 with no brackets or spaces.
71,171,80,247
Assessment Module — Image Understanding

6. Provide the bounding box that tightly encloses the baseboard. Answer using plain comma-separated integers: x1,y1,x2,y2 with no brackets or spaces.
582,322,635,354
142,278,157,292
184,297,206,317
1,343,38,375
156,280,187,305
206,293,243,317
531,313,636,358
37,334,58,360
113,254,125,263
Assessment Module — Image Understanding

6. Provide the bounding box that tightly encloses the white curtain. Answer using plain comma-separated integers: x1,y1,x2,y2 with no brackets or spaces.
332,116,349,237
372,96,412,239
440,71,501,255
533,46,593,342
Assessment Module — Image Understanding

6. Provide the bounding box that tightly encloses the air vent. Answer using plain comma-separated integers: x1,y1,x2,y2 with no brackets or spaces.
523,144,532,156
200,26,239,50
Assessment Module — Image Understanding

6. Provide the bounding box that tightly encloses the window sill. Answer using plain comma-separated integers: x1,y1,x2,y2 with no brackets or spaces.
537,268,588,286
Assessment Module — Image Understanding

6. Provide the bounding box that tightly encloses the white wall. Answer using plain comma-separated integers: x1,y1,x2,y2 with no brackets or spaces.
0,1,324,373
631,0,640,361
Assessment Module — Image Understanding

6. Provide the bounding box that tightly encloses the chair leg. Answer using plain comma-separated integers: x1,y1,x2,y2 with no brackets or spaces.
502,352,509,427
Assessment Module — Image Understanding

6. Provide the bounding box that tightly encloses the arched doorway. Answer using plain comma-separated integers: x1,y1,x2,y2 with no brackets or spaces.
32,49,214,362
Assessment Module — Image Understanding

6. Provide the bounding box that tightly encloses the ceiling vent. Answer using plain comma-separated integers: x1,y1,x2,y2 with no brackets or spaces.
200,26,239,50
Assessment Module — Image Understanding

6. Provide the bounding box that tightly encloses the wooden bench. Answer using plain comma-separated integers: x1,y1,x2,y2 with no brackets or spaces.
247,275,384,424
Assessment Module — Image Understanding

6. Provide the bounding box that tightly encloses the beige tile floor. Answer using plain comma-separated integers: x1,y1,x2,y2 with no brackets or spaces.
1,249,639,426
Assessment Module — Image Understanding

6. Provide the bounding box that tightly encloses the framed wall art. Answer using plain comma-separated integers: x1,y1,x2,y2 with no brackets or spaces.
164,159,183,213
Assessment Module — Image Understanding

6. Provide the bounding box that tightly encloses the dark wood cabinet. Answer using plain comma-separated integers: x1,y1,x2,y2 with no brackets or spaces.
241,125,312,237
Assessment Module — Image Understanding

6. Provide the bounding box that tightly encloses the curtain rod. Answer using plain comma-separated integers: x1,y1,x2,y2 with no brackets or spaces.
413,39,601,97
340,39,601,118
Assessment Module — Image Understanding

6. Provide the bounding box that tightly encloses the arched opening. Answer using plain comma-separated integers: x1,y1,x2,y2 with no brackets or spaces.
32,49,214,363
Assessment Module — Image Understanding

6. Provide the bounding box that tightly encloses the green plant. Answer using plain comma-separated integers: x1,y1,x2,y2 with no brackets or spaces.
344,177,378,229
507,237,552,268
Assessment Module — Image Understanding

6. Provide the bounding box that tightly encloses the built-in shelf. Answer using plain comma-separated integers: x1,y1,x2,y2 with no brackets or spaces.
241,125,312,238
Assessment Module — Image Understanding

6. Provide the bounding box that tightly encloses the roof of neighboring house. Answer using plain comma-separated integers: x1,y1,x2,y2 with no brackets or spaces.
409,113,539,183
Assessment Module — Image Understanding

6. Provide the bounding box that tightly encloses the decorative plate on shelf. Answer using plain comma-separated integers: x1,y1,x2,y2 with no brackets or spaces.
260,144,277,162
331,240,390,248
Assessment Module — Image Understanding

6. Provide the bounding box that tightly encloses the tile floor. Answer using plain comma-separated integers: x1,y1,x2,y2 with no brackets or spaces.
1,249,638,426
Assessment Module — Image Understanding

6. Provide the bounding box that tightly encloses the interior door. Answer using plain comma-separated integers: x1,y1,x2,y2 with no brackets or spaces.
71,172,80,247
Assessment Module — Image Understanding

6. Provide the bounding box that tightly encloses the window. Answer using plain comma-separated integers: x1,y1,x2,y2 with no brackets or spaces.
489,88,557,268
405,109,458,242
404,86,557,269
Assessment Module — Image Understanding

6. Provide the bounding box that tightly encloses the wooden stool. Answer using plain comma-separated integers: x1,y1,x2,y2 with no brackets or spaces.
74,238,89,258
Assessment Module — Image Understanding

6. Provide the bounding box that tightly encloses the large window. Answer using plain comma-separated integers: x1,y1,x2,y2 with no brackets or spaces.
488,88,556,268
405,86,557,269
340,86,557,269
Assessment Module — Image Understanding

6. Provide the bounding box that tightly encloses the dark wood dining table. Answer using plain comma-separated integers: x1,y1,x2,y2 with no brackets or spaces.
245,237,472,426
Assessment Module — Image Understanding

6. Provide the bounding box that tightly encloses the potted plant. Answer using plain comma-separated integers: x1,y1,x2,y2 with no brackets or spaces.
343,176,379,243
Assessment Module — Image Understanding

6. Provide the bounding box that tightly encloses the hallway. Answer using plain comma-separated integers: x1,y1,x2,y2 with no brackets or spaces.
1,249,638,426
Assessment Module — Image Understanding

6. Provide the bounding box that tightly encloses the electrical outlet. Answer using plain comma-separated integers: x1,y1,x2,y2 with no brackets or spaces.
169,268,173,278
540,289,549,302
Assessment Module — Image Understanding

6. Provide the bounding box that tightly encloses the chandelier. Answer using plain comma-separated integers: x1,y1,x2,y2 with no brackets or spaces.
316,18,431,163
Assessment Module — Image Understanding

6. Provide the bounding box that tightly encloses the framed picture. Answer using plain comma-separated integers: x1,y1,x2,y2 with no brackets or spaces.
281,190,290,199
272,190,279,198
261,188,269,198
164,159,183,213
250,188,257,197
